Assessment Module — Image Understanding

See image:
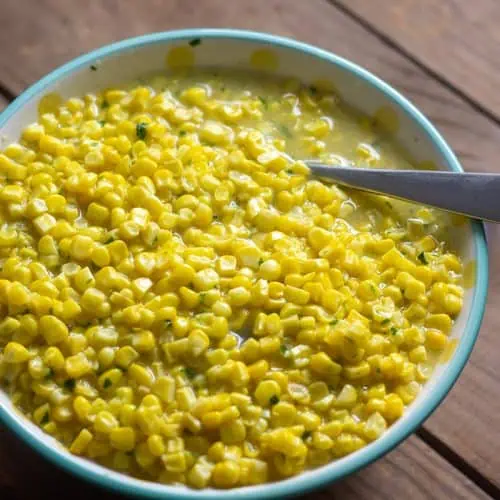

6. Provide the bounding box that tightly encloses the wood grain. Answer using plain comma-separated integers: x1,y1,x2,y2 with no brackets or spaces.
0,0,499,493
0,426,490,500
334,0,500,117
0,95,8,111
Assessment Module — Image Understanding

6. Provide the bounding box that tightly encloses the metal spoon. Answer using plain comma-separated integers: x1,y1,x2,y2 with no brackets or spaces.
307,161,500,223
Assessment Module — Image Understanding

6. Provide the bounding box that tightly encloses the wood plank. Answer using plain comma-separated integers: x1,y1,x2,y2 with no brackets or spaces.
0,426,490,500
0,95,8,112
0,0,499,490
333,0,500,117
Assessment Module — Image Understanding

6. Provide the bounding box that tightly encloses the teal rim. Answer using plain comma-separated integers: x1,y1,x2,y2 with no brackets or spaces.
0,29,488,499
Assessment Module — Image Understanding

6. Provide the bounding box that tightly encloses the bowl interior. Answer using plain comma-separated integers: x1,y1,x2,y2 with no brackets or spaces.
0,30,487,499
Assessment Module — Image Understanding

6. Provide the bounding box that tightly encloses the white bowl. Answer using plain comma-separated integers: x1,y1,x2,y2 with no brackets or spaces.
0,29,488,499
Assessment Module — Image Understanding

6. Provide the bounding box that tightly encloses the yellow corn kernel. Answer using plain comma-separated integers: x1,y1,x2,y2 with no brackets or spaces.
147,434,166,456
129,363,155,387
110,426,136,451
255,379,281,407
310,352,342,378
115,346,139,369
40,315,69,345
43,346,65,371
425,329,449,351
73,396,92,422
65,352,92,378
3,342,31,363
212,460,240,488
70,429,93,455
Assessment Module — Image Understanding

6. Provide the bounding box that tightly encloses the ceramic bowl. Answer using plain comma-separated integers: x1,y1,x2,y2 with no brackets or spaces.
0,29,488,499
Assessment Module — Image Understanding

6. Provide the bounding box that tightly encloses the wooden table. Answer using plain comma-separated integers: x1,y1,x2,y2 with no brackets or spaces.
0,1,498,498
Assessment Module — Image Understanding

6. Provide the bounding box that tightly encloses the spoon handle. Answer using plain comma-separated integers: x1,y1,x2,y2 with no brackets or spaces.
307,162,500,223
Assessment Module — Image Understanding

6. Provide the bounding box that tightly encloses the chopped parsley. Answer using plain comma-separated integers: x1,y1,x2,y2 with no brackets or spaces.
189,38,202,47
63,379,76,391
381,318,391,325
136,122,148,141
90,64,98,71
302,430,312,440
105,236,115,244
103,378,112,389
184,367,196,379
101,100,109,109
179,130,187,137
258,96,268,109
390,327,398,336
40,412,50,425
280,344,289,355
164,320,172,329
330,319,339,326
269,395,280,406
418,251,428,265
199,293,206,304
258,258,265,266
98,120,106,127
278,124,292,138
286,169,293,174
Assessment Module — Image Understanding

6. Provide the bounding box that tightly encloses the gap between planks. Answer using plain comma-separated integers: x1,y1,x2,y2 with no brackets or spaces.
327,0,500,129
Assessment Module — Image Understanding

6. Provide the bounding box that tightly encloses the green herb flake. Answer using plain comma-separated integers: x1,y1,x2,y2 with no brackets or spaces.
90,64,98,71
278,124,292,138
40,412,50,425
189,38,202,47
105,236,115,244
286,169,293,174
390,327,398,336
164,319,172,329
98,120,106,127
136,122,148,141
184,367,196,379
269,395,280,406
418,252,428,265
381,318,391,325
101,100,109,109
258,96,268,109
302,430,312,440
64,379,76,391
179,130,187,137
258,258,265,266
330,319,339,326
199,293,206,304
280,344,289,355
103,378,112,389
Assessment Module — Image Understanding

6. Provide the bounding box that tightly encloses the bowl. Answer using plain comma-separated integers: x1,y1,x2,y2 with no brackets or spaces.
0,29,488,499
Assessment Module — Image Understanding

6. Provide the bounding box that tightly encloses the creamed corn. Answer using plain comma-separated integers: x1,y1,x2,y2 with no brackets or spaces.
0,69,464,488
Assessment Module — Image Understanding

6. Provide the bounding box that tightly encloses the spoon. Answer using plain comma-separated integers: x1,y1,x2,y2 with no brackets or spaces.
306,161,500,223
